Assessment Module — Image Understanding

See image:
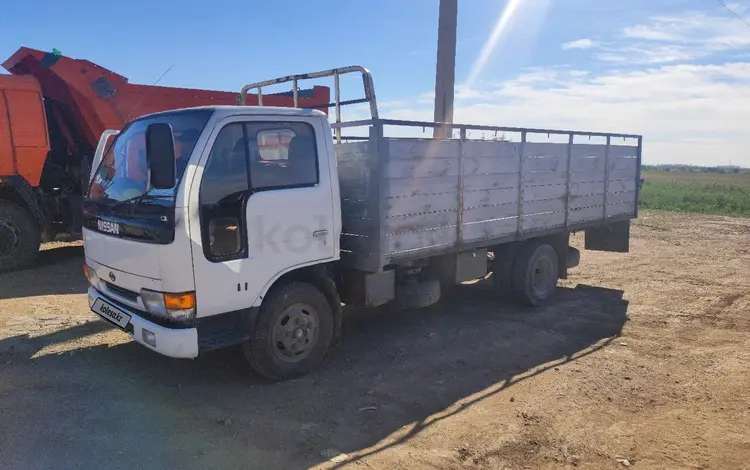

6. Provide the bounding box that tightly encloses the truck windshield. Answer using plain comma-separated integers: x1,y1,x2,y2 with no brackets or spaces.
89,110,212,202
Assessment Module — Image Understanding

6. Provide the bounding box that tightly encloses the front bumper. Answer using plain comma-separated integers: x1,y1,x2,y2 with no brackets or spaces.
88,287,199,359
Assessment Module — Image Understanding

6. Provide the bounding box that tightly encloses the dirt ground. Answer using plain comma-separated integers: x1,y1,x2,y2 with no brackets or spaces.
0,211,748,470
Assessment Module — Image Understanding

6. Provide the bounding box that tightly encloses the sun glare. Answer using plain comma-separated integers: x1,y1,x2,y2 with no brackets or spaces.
464,0,530,88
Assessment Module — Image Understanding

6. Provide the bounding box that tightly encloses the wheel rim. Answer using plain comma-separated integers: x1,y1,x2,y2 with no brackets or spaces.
0,219,20,261
531,256,555,297
271,302,319,363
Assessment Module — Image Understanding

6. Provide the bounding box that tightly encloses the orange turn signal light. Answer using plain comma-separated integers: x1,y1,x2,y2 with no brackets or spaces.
163,292,196,310
83,264,89,278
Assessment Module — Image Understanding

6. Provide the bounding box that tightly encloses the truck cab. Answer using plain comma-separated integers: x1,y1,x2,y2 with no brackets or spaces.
84,105,342,378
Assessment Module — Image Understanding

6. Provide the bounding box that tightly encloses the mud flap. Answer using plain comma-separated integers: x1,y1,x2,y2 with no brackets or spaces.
585,220,630,253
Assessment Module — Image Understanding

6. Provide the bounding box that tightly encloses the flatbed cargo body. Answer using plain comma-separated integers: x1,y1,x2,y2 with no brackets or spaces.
335,120,641,272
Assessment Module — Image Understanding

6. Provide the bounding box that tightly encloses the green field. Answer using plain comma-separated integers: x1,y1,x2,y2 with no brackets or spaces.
639,171,750,217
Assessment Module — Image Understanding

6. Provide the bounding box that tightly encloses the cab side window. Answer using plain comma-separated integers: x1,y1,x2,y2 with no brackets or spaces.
199,123,249,261
247,122,318,190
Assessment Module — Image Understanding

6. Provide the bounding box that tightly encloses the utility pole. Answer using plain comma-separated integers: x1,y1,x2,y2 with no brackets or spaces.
433,0,458,138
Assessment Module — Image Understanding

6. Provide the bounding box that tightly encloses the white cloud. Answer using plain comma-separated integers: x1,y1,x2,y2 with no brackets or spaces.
561,38,598,50
381,62,750,166
622,24,682,42
378,99,412,109
557,6,750,65
595,44,701,64
623,11,750,46
618,9,750,62
367,4,750,166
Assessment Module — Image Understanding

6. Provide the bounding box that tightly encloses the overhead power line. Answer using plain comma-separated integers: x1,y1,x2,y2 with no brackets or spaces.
714,0,750,29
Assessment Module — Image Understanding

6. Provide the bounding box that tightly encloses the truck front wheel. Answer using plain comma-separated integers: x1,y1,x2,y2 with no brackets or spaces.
512,241,559,307
242,281,334,380
0,201,41,273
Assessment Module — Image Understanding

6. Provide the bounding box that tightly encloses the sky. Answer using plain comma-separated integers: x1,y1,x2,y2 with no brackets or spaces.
2,0,749,166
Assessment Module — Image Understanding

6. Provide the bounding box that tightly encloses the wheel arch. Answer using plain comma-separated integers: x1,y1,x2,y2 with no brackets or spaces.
491,232,569,288
530,232,569,279
256,262,342,339
0,176,46,229
512,238,560,307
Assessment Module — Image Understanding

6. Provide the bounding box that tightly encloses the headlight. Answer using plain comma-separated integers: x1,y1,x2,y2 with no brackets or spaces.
140,289,196,323
140,289,168,317
84,264,103,290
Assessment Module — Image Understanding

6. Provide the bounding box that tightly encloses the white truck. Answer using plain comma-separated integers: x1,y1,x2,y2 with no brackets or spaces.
82,67,642,380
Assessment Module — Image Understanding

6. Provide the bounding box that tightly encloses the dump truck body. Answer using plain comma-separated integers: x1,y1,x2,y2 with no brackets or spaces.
0,48,329,272
0,75,50,187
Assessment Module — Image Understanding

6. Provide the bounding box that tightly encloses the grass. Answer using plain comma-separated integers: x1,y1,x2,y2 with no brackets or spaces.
639,171,750,217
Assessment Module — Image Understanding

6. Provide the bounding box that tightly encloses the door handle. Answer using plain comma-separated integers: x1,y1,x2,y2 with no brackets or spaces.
313,230,328,238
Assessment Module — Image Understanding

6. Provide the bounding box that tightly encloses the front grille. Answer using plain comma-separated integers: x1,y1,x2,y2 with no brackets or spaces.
104,282,139,302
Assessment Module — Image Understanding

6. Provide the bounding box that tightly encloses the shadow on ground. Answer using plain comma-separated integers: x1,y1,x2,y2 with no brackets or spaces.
0,245,87,299
0,281,628,470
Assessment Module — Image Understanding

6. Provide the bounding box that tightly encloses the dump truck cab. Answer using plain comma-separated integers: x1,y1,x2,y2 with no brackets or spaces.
0,47,330,272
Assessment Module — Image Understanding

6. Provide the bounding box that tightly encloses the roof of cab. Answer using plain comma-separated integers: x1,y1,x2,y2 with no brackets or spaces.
139,105,327,120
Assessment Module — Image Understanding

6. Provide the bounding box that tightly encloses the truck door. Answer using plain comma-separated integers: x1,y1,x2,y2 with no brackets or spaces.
190,116,336,318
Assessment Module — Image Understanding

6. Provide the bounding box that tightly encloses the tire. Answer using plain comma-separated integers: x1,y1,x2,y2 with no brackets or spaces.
0,201,41,273
512,241,559,307
395,278,441,309
242,281,334,380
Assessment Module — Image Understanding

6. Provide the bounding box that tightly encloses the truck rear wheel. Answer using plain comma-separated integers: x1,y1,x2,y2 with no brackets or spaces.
512,241,559,307
0,201,41,273
242,281,334,380
395,277,441,309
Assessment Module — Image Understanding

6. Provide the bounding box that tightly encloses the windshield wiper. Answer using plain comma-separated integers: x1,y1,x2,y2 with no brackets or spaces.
110,193,170,211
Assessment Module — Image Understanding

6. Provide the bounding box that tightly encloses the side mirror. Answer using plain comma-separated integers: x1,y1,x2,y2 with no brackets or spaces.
145,123,176,190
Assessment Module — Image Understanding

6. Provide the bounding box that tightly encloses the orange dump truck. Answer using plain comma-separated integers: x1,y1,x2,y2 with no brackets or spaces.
0,47,330,271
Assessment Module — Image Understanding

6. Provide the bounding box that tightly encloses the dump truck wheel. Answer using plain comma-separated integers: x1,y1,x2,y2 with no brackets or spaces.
242,281,334,381
0,201,40,273
395,277,441,309
512,241,559,307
